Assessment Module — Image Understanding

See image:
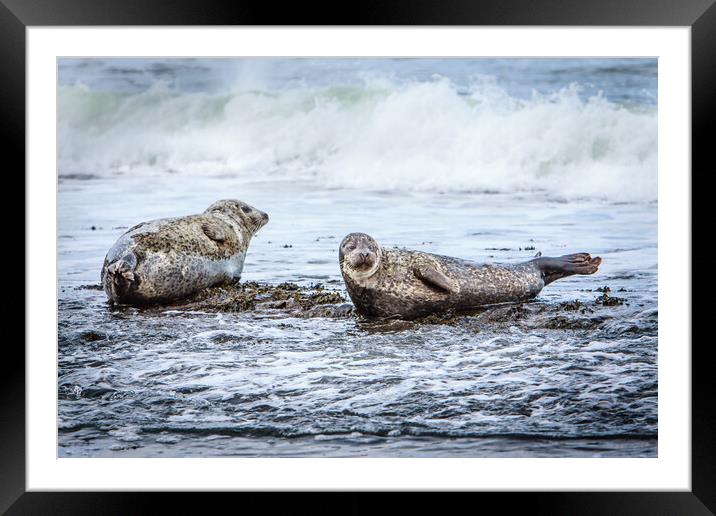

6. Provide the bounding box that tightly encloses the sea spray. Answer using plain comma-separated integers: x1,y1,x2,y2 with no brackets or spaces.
59,76,656,202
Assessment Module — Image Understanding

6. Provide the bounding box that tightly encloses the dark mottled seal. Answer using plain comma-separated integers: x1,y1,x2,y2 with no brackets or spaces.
339,233,602,319
102,199,268,305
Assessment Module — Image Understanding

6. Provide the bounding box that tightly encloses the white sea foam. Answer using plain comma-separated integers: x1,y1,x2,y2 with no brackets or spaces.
58,77,657,201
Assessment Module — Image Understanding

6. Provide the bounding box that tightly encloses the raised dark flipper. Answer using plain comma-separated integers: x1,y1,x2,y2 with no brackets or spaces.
536,253,602,286
103,253,138,302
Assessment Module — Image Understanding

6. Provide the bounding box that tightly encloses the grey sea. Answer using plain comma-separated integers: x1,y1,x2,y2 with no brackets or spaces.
58,58,657,457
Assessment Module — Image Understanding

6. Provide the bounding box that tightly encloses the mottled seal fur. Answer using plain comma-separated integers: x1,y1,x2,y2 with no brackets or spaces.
339,233,602,319
102,199,268,305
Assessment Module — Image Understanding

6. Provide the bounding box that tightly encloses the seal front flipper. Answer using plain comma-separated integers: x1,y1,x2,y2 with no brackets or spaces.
413,266,458,294
201,221,228,242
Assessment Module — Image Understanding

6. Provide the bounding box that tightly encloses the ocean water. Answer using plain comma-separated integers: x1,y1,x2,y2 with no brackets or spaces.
57,58,658,458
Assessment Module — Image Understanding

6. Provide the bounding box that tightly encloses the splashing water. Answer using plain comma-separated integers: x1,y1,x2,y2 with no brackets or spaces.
59,58,657,202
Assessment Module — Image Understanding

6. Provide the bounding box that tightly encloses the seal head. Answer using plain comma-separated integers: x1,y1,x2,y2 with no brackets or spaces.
339,232,382,281
205,199,269,235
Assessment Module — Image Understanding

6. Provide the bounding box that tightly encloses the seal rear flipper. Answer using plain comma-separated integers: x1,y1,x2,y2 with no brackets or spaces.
537,253,602,286
103,254,138,302
107,261,135,282
413,266,458,294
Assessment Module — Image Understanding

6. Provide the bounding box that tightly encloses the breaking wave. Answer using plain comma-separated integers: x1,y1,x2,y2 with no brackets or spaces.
59,76,657,201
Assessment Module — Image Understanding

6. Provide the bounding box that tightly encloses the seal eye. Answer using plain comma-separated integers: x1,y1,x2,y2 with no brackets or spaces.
240,206,252,214
347,243,356,251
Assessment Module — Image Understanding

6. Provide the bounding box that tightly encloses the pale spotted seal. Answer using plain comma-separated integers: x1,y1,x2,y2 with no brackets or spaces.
101,199,268,305
339,233,602,319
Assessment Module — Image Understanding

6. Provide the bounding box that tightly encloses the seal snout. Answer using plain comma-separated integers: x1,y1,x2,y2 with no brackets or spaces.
257,210,269,230
353,251,376,270
246,205,269,231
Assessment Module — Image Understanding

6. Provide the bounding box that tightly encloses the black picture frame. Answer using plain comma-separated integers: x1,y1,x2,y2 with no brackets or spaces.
4,0,712,513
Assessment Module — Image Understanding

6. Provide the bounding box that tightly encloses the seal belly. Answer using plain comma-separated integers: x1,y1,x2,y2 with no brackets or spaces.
131,250,245,303
352,284,449,319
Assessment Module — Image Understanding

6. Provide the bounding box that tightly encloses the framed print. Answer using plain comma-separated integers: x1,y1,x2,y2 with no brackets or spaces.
6,0,714,513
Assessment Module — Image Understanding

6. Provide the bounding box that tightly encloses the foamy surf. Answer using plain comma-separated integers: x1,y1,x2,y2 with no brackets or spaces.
59,75,656,201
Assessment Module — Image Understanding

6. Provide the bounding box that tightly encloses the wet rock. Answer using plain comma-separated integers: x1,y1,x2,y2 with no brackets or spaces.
416,310,463,325
76,284,104,291
153,280,349,318
111,278,631,326
302,303,355,318
559,300,584,311
540,315,606,330
475,304,529,324
595,292,627,306
558,300,594,314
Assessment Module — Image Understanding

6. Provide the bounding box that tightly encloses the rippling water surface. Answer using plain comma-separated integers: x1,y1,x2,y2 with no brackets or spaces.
58,58,657,457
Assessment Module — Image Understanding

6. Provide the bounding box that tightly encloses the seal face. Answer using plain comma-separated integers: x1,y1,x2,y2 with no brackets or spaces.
339,233,601,319
101,199,269,305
